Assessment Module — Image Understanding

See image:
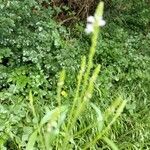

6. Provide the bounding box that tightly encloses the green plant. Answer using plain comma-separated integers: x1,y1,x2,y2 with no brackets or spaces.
0,2,126,149
0,0,149,149
24,2,126,149
0,0,84,101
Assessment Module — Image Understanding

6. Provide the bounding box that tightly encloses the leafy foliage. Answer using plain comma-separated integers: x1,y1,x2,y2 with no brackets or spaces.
0,0,83,100
0,0,150,149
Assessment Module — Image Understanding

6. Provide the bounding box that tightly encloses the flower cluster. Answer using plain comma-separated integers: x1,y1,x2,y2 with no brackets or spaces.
85,16,106,34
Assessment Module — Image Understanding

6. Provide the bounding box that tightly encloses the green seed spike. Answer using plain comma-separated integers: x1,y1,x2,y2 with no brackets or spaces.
57,70,66,107
80,2,104,99
95,1,104,19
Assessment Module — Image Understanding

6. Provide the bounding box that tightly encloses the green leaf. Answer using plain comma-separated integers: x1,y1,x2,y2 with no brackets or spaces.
90,102,103,131
103,137,119,150
40,105,68,126
26,130,38,150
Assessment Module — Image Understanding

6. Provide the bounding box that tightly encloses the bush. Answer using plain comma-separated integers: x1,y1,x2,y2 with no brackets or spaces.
0,1,85,101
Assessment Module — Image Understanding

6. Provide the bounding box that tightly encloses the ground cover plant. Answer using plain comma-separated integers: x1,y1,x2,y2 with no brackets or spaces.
0,0,150,149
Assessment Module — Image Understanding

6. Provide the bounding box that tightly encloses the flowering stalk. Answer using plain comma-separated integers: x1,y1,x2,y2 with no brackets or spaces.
62,3,105,148
81,2,105,100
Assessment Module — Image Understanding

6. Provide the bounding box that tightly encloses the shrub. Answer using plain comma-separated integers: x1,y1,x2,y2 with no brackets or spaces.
0,0,84,101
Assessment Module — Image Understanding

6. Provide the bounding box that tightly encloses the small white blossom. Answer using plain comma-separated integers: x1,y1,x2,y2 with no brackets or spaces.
98,16,106,26
85,23,94,34
85,15,106,34
98,19,106,27
87,16,95,23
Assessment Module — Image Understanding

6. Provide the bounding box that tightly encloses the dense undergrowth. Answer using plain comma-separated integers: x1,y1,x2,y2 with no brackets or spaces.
0,0,150,149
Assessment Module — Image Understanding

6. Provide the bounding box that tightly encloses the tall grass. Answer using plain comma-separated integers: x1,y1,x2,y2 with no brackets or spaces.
26,2,126,149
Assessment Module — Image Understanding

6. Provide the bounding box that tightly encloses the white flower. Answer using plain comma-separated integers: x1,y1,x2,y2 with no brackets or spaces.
85,15,106,34
85,23,94,34
98,17,106,26
87,16,95,23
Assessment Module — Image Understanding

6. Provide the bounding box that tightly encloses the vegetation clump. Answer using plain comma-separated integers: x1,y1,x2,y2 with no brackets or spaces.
0,0,150,149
